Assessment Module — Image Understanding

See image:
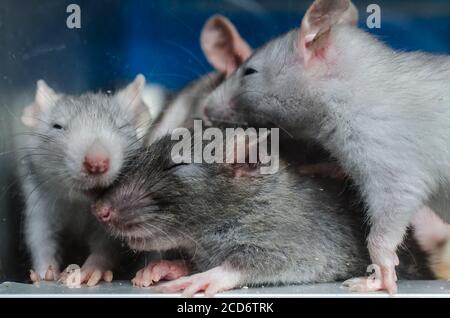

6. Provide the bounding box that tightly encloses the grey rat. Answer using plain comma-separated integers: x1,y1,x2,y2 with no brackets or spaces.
93,134,437,297
145,16,253,145
202,1,450,293
19,75,151,285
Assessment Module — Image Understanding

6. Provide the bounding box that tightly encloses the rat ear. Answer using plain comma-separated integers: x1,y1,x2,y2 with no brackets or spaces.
115,74,152,140
201,15,252,76
21,80,59,127
115,74,146,112
298,0,358,67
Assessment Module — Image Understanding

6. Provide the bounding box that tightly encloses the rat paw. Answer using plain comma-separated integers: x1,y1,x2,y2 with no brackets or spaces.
343,277,384,292
59,264,113,287
81,267,113,287
132,260,190,288
154,266,240,297
343,263,398,294
30,265,60,283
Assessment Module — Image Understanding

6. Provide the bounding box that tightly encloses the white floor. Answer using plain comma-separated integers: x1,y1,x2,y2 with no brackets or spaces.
1,280,449,298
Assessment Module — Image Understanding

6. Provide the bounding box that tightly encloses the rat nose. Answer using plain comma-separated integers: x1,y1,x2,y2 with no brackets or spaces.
84,156,110,175
83,141,110,175
95,203,114,223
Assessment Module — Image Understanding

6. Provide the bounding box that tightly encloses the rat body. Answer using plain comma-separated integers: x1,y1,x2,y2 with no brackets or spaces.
202,1,450,293
94,135,436,296
145,72,224,145
19,75,150,285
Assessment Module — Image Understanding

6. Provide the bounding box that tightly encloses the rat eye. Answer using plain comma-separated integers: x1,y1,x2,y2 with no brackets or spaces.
164,162,189,171
52,124,64,130
243,68,258,76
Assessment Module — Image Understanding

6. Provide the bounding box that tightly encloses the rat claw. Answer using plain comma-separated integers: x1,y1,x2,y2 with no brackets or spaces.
44,265,59,281
343,277,383,292
86,269,103,287
154,266,240,298
343,263,398,294
29,270,41,283
59,263,113,287
103,270,113,282
81,267,113,287
132,260,190,288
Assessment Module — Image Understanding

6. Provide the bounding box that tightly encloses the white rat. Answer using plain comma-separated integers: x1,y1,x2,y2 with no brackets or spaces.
20,75,150,286
202,1,450,293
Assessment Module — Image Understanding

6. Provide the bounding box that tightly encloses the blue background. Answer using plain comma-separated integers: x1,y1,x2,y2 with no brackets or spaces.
1,0,450,93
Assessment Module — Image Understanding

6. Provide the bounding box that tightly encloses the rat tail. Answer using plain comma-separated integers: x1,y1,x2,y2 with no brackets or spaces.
411,207,450,280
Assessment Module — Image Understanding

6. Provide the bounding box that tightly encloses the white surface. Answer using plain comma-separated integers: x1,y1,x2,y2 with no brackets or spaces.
0,280,449,298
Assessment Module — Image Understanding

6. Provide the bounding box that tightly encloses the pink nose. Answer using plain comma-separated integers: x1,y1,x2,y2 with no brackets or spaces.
96,204,113,223
83,155,110,175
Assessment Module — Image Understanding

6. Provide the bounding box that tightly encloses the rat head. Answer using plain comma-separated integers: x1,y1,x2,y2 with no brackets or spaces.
203,0,358,130
93,133,268,251
21,75,151,193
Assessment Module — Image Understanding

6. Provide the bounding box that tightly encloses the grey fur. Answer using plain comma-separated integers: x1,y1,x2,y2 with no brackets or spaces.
97,136,432,288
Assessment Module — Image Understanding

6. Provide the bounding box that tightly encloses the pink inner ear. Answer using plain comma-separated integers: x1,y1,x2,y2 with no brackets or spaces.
298,0,357,67
201,16,252,76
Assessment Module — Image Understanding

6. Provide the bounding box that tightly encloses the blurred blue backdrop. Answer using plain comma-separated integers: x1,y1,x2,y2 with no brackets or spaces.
1,0,450,93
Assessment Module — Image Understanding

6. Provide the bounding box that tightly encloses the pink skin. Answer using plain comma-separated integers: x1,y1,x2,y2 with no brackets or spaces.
154,266,241,298
83,141,111,176
343,255,399,293
30,265,60,283
201,15,252,77
410,207,450,253
59,254,113,287
343,276,384,293
132,260,191,288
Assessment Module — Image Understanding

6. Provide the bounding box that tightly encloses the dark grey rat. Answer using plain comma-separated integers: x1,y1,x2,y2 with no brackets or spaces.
19,75,151,285
93,134,438,297
201,1,450,293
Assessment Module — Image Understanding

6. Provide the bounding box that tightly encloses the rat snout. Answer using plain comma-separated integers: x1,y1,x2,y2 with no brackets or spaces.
94,201,115,223
83,140,110,175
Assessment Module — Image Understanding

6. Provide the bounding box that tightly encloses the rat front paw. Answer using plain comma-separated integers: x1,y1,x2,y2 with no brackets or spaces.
30,265,60,283
132,260,190,288
154,266,241,297
59,264,113,287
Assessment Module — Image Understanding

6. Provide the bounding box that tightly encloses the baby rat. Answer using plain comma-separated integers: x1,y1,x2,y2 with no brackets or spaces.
19,75,151,285
202,0,450,293
93,134,437,297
